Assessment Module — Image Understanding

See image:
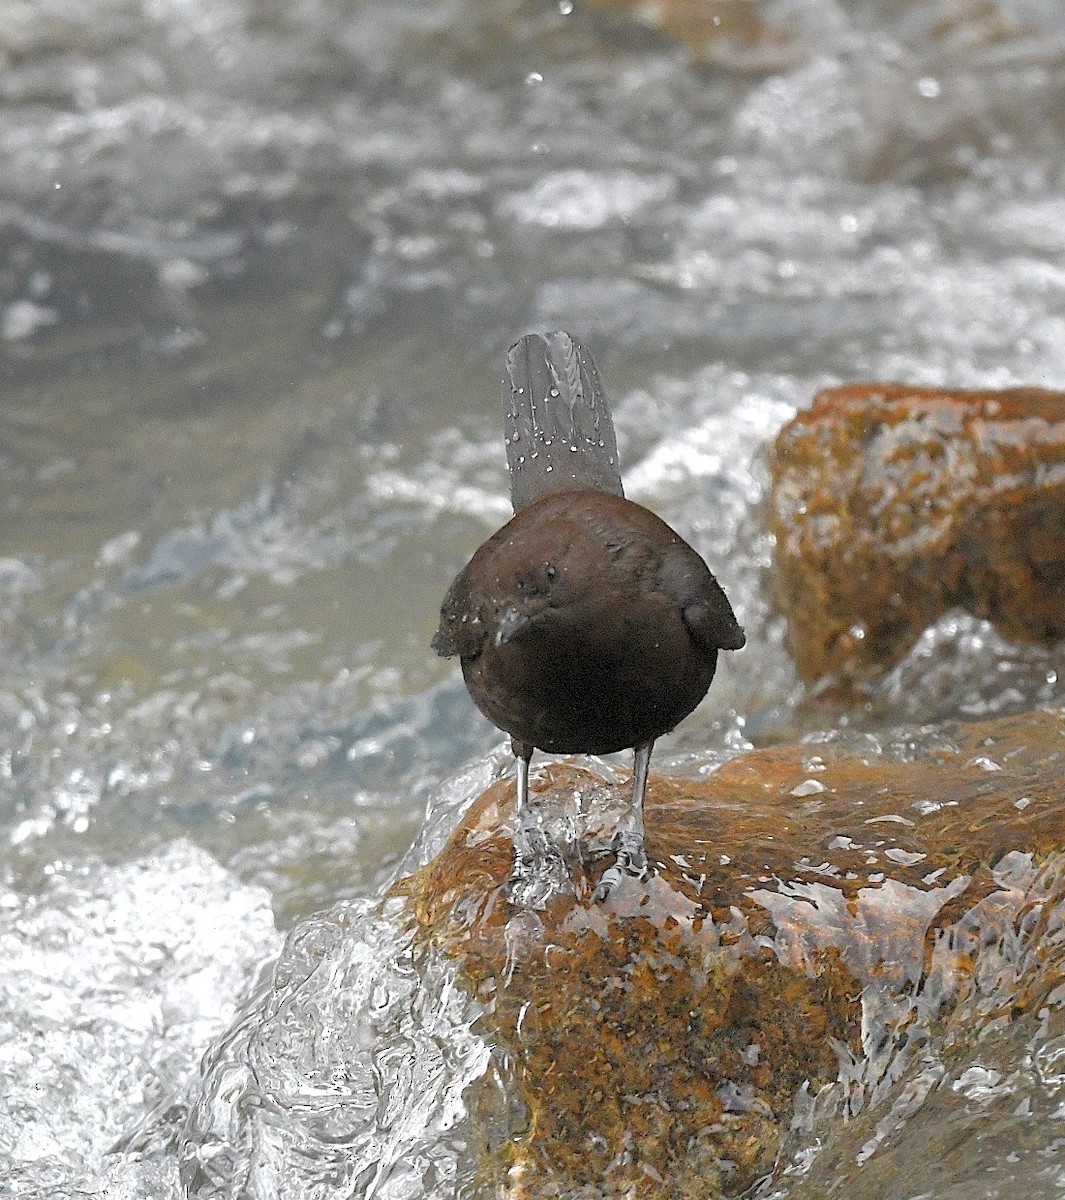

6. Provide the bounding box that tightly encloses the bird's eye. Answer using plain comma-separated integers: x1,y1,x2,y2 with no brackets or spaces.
545,564,556,578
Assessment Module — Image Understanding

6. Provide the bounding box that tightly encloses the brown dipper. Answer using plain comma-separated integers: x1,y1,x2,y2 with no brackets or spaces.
432,332,745,872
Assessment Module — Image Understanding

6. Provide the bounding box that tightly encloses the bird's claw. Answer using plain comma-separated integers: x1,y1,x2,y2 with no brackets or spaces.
594,829,649,900
505,821,573,910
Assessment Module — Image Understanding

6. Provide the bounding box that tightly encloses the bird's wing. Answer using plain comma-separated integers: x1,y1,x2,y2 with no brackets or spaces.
431,563,487,659
657,542,746,656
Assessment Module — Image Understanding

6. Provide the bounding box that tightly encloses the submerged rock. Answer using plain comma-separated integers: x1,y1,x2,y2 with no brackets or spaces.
768,383,1065,688
400,708,1065,1199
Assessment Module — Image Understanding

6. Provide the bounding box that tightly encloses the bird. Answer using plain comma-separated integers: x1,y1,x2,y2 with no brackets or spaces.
432,331,745,879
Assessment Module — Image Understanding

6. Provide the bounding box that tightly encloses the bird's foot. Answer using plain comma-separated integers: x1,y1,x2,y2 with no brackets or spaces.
593,829,649,900
505,818,574,910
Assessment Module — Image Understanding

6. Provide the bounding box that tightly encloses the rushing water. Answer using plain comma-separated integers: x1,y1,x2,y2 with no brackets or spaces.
2,0,1065,1195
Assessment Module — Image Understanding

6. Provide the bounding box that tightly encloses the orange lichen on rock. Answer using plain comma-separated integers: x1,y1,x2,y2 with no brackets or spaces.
768,383,1065,686
399,708,1065,1198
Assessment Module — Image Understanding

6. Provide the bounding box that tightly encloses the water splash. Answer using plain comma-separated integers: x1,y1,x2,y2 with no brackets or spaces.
179,895,519,1200
0,841,278,1195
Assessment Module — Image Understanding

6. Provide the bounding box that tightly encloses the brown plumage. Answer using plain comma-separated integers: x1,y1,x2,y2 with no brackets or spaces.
432,332,744,870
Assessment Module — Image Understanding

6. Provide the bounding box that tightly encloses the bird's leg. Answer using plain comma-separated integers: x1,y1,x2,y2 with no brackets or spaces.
514,737,532,816
631,741,652,839
507,737,570,908
616,741,651,878
595,741,652,898
510,738,535,863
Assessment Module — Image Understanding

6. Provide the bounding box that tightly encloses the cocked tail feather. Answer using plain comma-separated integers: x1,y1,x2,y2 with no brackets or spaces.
502,332,624,514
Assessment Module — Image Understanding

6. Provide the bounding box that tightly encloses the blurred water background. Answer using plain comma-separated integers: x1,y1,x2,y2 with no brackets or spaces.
2,0,1065,1195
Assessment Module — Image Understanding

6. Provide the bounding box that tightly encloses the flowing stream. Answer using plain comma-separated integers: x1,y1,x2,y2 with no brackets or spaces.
2,0,1065,1195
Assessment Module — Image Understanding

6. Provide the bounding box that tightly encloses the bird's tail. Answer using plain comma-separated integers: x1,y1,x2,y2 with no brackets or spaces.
501,332,624,514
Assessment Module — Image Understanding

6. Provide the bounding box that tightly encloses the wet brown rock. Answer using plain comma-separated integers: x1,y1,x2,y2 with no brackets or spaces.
399,708,1065,1198
768,383,1065,687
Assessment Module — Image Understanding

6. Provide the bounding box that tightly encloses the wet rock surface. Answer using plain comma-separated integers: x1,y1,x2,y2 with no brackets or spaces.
769,383,1065,688
401,707,1065,1198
